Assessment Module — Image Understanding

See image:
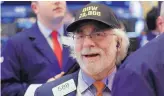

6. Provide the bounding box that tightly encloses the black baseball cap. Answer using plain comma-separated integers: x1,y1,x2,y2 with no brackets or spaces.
66,3,120,32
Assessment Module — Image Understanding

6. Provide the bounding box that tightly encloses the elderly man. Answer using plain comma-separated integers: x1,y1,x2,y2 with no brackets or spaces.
34,3,129,96
112,2,164,96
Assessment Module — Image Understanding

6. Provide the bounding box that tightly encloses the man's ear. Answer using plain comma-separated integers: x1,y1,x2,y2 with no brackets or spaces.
31,2,38,14
156,16,164,33
116,37,122,48
116,41,120,48
116,37,122,55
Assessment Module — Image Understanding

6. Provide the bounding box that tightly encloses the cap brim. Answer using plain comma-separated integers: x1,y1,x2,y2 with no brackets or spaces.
66,18,113,32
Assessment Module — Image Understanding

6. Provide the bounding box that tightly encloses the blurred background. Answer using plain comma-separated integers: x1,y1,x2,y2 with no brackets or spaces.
1,1,163,52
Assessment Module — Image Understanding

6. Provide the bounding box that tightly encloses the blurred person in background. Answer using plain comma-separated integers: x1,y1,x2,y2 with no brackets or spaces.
63,10,75,25
136,21,149,48
137,7,159,48
146,7,159,40
112,2,164,96
1,1,76,96
34,3,130,96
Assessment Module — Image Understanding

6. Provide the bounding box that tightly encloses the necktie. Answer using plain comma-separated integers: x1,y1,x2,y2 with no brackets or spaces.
93,81,105,96
51,31,62,69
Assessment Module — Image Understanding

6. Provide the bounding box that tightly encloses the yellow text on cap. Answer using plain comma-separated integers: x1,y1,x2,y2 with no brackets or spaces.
79,6,101,19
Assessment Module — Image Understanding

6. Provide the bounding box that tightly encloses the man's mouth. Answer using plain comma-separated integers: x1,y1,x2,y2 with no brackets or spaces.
53,7,63,11
83,53,100,58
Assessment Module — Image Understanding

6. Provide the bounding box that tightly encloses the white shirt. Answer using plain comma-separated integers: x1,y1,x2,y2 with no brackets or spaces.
37,20,64,50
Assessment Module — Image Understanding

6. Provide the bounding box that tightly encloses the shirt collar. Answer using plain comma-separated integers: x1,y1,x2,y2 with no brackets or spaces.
37,21,64,38
78,70,93,93
78,67,117,93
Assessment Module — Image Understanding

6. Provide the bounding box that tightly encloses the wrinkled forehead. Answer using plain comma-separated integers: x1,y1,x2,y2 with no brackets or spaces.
76,20,110,33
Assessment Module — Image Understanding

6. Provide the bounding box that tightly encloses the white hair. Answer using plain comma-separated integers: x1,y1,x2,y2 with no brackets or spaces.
62,28,130,65
112,29,130,65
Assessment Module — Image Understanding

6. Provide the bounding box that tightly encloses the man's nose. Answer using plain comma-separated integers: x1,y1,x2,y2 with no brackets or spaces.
82,36,95,48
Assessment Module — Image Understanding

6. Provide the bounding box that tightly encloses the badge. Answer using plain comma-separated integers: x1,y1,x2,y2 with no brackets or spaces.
52,79,76,96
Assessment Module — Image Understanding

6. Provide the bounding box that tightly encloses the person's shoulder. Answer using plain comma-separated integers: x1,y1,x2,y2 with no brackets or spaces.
128,34,164,59
8,24,38,44
155,34,164,43
120,34,164,74
137,33,164,54
35,71,79,96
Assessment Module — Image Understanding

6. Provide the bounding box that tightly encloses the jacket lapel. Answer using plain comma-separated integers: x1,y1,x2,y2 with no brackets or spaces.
28,24,61,72
62,45,70,71
61,25,74,71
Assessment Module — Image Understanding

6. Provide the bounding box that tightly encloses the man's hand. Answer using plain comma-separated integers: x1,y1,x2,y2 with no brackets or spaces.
47,72,65,82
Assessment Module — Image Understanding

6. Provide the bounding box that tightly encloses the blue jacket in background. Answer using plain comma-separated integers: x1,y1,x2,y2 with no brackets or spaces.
1,23,76,96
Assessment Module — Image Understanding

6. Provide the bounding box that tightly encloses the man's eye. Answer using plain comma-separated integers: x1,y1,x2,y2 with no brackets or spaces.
77,35,84,39
95,32,103,36
94,28,101,33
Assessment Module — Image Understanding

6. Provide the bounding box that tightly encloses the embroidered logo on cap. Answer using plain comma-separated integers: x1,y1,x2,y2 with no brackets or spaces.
79,6,101,19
